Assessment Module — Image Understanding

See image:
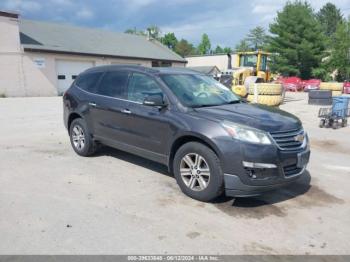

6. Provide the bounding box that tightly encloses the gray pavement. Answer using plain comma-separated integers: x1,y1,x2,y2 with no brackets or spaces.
0,93,349,254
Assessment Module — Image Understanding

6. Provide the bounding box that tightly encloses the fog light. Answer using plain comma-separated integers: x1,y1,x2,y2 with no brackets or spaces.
247,170,257,179
242,161,277,169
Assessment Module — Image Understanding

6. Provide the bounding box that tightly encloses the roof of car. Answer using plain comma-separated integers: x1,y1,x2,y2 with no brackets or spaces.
84,65,203,75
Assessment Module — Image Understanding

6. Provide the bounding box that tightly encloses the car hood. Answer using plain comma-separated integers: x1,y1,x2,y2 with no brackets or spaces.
191,103,302,132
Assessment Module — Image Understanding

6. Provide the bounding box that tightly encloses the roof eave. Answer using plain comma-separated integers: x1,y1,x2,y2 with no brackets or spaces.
0,10,20,19
22,47,187,63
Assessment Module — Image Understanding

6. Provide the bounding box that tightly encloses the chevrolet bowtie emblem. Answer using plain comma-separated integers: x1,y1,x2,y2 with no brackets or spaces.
294,134,305,143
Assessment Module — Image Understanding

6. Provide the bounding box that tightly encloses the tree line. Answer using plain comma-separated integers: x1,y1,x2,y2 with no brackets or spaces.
125,1,350,81
125,26,226,57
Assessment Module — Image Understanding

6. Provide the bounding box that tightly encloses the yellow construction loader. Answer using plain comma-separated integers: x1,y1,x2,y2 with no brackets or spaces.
219,51,284,106
231,50,271,96
220,51,271,93
236,50,271,82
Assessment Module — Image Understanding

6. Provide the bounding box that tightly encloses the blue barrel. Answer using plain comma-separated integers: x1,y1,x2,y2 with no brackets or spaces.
332,96,350,118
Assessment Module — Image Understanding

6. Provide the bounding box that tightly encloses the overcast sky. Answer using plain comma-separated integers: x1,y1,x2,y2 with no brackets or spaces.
1,0,350,48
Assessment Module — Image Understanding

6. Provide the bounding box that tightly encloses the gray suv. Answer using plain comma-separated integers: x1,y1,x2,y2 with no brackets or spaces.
63,65,310,202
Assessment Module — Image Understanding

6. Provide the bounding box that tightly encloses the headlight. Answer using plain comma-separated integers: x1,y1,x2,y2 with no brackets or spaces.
222,121,272,145
305,132,310,150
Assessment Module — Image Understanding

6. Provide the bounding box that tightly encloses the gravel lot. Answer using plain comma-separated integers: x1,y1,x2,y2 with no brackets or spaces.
0,93,349,255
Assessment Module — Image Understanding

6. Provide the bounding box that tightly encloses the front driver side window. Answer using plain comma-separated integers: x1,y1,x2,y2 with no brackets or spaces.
128,73,164,103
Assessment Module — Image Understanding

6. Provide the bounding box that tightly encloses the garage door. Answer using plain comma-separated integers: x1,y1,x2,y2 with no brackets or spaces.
111,62,141,65
56,60,94,95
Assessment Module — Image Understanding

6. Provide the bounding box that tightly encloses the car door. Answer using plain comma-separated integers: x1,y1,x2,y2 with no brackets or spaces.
125,72,172,162
89,70,134,145
73,71,104,132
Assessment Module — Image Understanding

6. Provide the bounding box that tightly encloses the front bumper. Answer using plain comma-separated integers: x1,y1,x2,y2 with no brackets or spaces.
224,166,307,197
215,136,310,197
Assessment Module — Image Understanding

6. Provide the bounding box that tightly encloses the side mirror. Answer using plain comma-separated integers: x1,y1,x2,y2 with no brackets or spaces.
143,94,167,107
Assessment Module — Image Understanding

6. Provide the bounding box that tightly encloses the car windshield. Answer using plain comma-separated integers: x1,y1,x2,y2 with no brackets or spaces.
160,74,240,108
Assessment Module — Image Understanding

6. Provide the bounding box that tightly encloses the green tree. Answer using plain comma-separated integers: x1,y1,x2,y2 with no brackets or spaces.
223,47,232,54
235,39,251,52
124,28,146,36
317,3,344,38
268,1,326,79
328,18,350,81
214,46,232,54
197,33,211,55
246,26,267,50
125,25,162,39
146,25,161,40
125,28,136,34
161,33,178,50
175,39,196,57
214,45,224,54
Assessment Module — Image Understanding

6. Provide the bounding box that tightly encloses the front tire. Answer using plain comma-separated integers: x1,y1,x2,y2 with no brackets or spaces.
69,118,98,156
173,142,224,202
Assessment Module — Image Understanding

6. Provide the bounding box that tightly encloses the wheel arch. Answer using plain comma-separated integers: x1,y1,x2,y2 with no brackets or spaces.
67,112,83,133
168,134,222,174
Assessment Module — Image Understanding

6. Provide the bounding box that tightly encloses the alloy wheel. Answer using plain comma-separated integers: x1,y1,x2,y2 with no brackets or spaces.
72,125,85,151
180,153,210,191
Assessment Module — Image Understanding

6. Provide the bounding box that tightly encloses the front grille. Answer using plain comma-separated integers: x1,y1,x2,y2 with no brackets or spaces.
283,164,303,177
270,128,305,151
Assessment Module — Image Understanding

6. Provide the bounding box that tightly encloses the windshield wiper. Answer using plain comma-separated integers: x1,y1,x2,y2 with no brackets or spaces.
226,100,241,104
191,104,219,108
212,100,241,107
192,100,241,108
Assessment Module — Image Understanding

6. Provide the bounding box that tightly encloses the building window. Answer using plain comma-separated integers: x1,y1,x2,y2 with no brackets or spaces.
152,61,160,67
161,61,172,67
152,61,172,67
72,75,78,80
58,75,66,80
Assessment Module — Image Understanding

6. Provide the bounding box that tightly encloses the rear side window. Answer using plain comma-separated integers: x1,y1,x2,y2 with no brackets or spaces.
75,72,103,93
96,71,129,98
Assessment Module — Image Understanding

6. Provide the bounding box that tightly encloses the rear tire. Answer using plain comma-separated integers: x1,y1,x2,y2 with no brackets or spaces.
248,83,283,95
173,142,224,202
247,94,283,106
320,82,343,91
69,118,98,156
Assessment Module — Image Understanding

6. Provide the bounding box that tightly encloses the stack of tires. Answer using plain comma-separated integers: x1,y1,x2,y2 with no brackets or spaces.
308,90,332,105
320,82,343,96
344,82,350,94
246,83,284,106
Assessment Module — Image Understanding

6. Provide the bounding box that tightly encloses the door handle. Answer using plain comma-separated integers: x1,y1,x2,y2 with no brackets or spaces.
121,109,132,114
89,102,97,107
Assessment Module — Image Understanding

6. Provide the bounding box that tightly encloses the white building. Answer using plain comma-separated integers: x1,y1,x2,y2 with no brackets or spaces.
0,10,186,97
186,54,238,73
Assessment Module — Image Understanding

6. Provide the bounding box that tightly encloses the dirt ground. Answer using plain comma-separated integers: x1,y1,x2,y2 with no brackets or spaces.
0,92,349,255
